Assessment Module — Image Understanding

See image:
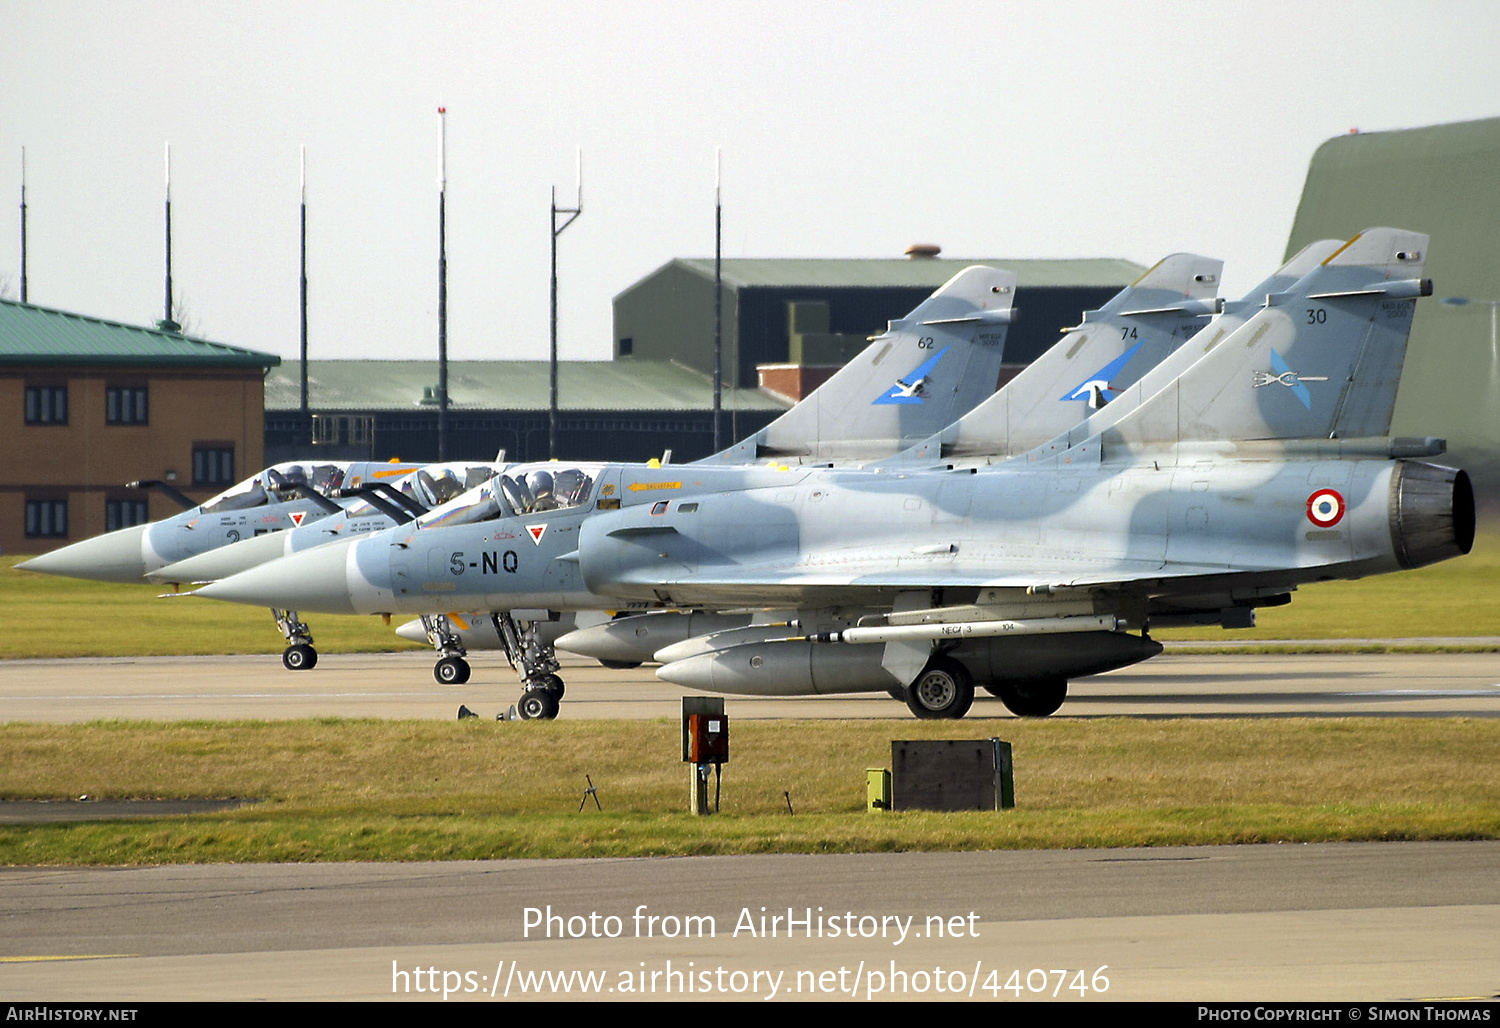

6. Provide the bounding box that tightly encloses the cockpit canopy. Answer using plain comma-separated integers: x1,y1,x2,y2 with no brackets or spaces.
415,463,600,530
200,462,349,514
405,463,500,509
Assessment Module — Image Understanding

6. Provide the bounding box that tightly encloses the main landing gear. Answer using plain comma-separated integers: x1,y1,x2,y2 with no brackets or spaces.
902,654,1070,718
904,655,974,719
274,609,318,671
418,613,565,720
494,613,565,720
983,676,1068,717
421,614,472,685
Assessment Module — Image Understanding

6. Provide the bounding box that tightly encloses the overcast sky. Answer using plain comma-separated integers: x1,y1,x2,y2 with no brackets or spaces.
3,1,1499,365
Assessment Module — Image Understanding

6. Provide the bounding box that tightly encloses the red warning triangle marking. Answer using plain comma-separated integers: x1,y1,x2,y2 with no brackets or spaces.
526,524,547,545
289,512,306,527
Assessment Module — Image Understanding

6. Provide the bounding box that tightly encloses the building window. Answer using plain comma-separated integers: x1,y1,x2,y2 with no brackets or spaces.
25,499,68,538
311,414,374,447
618,337,634,356
107,386,149,425
24,385,68,425
193,445,235,486
106,498,150,532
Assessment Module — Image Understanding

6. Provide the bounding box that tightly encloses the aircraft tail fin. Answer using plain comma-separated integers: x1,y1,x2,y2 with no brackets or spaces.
1103,251,1224,316
887,254,1223,465
701,265,1017,463
1101,228,1430,449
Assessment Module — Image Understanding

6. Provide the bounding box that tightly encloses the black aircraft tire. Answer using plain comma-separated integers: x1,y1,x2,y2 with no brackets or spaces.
517,690,559,721
598,659,641,670
282,644,317,671
996,676,1068,717
434,656,471,686
538,674,565,699
904,656,974,720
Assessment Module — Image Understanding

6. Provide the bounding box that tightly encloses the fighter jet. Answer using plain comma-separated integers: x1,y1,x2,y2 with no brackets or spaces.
16,460,423,586
143,460,505,668
197,229,1471,720
638,229,1468,716
182,265,1021,685
424,251,1232,670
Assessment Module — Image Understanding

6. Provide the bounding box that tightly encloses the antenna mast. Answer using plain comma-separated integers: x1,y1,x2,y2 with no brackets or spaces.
437,107,449,460
299,145,309,420
161,143,178,331
549,147,583,458
18,148,27,303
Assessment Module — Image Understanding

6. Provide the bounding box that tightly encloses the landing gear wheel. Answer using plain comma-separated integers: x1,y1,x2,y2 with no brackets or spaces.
995,676,1067,717
537,674,565,699
517,689,559,721
904,656,973,720
598,659,641,670
434,656,471,686
282,644,318,671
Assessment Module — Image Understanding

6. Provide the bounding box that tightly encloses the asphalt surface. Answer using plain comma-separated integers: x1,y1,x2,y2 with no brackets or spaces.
1,843,1496,1002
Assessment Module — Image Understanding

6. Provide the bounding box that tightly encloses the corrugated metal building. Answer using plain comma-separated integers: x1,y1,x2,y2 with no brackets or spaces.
267,256,1146,464
612,255,1147,389
0,300,278,553
264,359,787,464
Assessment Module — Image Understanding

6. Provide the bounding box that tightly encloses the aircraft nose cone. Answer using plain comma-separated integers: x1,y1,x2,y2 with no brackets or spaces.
195,541,358,615
148,529,291,585
15,524,151,583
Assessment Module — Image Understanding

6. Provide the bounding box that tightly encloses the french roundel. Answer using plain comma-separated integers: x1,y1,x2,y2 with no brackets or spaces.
1306,488,1345,528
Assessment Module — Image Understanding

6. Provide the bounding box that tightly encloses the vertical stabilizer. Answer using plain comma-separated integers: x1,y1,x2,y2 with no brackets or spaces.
702,265,1016,463
889,253,1224,464
1026,239,1345,459
1100,228,1430,449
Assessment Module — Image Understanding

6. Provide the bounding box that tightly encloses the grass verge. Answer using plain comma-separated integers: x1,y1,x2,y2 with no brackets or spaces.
2,717,1496,865
1154,528,1498,643
1,556,423,658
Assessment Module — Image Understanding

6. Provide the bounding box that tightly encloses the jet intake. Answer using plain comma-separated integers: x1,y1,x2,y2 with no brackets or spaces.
1388,462,1475,570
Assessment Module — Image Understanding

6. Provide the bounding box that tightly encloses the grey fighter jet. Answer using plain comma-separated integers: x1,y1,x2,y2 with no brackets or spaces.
556,249,1248,664
412,251,1231,669
197,228,1471,720
15,460,423,585
144,460,504,668
261,264,1025,685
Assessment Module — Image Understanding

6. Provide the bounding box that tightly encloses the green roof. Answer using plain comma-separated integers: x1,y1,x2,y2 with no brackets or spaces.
663,257,1147,291
0,300,279,369
266,360,789,414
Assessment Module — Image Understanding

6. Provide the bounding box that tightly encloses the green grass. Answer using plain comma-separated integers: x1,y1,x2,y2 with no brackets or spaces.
1,556,425,658
1151,527,1498,644
1,718,1496,865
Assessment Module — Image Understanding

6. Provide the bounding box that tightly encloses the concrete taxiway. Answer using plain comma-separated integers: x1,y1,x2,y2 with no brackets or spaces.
0,649,1495,721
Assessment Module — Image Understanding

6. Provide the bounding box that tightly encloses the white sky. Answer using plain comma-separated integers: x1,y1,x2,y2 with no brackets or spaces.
3,0,1499,364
